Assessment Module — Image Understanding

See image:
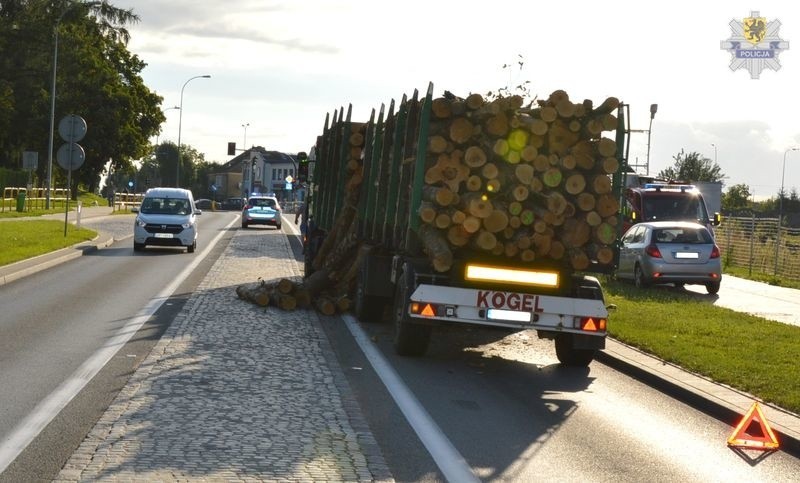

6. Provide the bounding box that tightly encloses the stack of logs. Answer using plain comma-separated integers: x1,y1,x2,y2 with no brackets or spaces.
420,89,622,272
236,88,622,314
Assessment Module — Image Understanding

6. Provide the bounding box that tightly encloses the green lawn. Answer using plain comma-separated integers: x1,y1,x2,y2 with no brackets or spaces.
604,279,800,414
0,220,97,266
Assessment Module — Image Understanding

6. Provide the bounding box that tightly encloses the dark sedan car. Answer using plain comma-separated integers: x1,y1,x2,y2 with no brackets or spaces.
194,198,213,210
616,221,722,294
223,197,245,211
241,195,282,229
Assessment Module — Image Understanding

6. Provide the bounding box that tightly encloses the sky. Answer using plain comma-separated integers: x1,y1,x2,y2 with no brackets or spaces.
111,0,800,199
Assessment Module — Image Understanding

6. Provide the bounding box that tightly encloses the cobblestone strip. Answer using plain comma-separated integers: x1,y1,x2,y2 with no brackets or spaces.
55,228,393,482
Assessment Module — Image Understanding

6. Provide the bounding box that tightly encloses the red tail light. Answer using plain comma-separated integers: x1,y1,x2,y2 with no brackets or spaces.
645,244,662,258
710,245,720,259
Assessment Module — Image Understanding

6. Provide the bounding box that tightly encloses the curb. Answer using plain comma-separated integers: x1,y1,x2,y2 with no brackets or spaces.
598,342,800,457
0,233,117,288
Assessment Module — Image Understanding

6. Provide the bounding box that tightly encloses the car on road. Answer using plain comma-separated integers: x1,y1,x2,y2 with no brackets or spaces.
241,195,282,229
222,197,245,211
131,187,201,253
616,221,722,294
194,198,213,210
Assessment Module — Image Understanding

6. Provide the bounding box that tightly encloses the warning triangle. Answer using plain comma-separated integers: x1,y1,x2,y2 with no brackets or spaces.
727,402,780,450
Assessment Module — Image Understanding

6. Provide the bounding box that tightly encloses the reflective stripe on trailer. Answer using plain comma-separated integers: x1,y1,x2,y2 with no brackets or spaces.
409,284,608,331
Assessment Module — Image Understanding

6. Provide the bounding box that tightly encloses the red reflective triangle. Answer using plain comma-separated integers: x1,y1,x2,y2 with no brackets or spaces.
583,318,597,331
421,304,435,317
727,402,780,450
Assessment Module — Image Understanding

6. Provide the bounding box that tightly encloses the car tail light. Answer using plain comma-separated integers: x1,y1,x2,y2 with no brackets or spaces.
710,245,720,259
645,244,662,258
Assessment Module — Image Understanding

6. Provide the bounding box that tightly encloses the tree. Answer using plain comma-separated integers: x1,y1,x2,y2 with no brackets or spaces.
721,183,751,214
657,149,726,184
0,1,164,197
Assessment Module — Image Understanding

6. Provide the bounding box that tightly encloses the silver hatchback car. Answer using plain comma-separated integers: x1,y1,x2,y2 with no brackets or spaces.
617,221,722,294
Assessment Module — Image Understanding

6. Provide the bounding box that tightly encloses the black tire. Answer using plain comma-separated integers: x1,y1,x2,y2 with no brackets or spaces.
133,242,144,252
634,264,649,289
706,281,720,294
276,223,282,230
555,334,596,367
355,269,385,322
393,264,431,356
187,241,196,253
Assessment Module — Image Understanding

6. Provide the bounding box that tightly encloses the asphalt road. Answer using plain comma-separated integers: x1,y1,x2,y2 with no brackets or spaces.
0,211,239,480
321,313,800,481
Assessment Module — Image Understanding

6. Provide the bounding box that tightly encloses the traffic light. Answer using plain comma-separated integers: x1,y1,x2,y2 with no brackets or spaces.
227,142,236,156
297,151,309,182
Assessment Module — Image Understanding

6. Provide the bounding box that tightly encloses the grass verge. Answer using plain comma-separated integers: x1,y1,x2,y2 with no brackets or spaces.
0,220,97,266
604,278,800,414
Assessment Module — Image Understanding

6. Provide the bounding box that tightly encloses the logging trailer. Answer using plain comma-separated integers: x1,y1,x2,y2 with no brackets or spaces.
303,83,631,366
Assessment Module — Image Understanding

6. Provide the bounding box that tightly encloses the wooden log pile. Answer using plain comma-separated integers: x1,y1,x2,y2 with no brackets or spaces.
236,88,623,314
420,89,621,272
236,122,370,314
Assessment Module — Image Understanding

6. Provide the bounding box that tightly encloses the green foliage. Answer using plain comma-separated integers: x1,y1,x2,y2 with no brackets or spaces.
0,1,164,195
605,280,800,413
657,149,726,184
0,219,97,266
721,183,752,213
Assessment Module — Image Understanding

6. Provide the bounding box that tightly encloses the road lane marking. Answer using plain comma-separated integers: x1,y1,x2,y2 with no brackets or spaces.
0,217,238,474
343,314,480,483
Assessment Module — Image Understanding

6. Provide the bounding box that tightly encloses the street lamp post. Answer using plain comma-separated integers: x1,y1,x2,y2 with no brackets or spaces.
628,104,658,175
176,74,211,187
46,1,99,209
645,104,658,175
242,123,249,149
775,147,799,275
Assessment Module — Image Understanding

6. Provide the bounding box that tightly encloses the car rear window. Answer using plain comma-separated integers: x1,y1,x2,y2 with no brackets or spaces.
653,227,712,244
250,198,277,208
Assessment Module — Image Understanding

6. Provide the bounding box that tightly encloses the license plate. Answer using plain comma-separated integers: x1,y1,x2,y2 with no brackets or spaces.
487,308,531,323
675,252,699,259
155,233,173,239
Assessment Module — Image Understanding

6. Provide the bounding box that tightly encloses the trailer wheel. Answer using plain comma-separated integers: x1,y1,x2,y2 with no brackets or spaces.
393,264,431,356
355,266,385,323
555,334,596,367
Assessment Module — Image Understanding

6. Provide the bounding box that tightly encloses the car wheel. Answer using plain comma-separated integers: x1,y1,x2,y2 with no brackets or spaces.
276,223,282,230
634,264,649,288
393,264,431,357
133,242,144,252
187,241,196,253
706,281,720,294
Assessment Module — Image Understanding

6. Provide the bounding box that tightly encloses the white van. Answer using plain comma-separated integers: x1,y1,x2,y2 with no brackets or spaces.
131,187,201,253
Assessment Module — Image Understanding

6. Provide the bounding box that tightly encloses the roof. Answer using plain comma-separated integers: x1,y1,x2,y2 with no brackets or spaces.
144,187,193,198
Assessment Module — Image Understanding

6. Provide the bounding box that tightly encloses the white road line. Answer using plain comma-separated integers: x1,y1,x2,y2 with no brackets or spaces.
0,217,238,474
343,314,480,483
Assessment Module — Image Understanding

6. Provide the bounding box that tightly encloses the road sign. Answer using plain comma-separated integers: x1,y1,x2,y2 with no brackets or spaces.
22,151,38,170
58,114,87,143
56,143,85,170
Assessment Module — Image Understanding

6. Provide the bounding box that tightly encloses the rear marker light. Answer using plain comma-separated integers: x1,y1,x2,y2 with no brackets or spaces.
645,244,662,258
577,317,607,332
710,245,721,259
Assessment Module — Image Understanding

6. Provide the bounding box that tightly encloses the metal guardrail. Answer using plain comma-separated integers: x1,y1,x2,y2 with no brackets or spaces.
1,187,69,212
112,192,145,211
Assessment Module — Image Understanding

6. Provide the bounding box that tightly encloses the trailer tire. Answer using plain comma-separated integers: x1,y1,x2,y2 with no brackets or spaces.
393,264,431,356
355,267,385,323
555,334,596,367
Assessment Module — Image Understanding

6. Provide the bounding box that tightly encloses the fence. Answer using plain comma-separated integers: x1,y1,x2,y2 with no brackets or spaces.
715,216,800,281
1,187,69,212
112,192,145,211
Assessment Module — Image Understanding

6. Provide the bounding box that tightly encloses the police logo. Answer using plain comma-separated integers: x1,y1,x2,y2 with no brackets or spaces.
720,11,789,79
